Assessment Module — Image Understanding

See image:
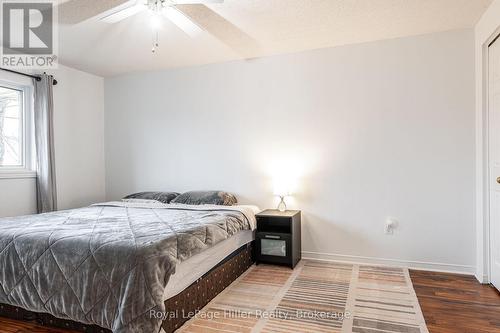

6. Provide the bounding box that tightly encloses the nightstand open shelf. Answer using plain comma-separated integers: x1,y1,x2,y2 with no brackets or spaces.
255,209,301,269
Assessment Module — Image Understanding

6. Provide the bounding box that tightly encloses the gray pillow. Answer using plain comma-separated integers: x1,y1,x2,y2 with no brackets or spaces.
171,191,237,206
123,191,179,204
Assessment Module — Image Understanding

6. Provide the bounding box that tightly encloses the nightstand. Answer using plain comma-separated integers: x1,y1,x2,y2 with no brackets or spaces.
255,209,301,269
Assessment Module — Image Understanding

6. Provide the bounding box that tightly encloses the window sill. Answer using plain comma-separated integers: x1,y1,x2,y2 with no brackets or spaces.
0,169,37,179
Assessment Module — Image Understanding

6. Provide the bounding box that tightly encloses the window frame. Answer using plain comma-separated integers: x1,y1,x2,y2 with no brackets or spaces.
0,80,35,179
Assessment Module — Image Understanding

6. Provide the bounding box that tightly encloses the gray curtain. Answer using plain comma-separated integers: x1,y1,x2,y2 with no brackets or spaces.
34,74,57,213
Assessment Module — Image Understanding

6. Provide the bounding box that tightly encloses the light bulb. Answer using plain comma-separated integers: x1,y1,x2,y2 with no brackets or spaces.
150,13,162,31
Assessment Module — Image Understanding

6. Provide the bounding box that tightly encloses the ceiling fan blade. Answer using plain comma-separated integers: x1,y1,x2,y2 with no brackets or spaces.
100,2,146,23
175,4,260,58
58,0,136,24
163,7,203,37
173,0,224,3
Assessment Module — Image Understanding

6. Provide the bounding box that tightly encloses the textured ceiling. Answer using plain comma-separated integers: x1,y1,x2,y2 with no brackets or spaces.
57,0,493,77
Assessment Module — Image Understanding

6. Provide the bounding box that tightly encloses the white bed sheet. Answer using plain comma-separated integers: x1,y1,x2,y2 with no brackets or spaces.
163,229,255,300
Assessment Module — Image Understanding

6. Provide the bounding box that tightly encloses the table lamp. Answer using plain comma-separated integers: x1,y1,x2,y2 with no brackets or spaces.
273,180,291,212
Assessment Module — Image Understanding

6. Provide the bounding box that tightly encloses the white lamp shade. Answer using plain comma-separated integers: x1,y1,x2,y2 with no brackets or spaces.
273,177,292,197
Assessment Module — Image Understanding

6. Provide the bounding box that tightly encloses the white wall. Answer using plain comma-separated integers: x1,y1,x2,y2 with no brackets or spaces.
0,177,37,216
50,65,106,210
105,29,475,273
0,65,105,217
475,0,500,282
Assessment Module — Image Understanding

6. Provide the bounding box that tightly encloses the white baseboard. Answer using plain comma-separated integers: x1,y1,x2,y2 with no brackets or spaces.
302,251,475,275
475,273,490,284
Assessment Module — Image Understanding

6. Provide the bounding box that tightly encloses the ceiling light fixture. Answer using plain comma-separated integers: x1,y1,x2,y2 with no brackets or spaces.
148,0,167,53
99,0,223,53
150,12,162,30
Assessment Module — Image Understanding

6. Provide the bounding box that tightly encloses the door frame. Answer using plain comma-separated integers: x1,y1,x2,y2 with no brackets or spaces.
478,27,500,284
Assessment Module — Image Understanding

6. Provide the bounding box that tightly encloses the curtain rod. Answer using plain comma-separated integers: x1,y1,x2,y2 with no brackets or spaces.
0,67,58,85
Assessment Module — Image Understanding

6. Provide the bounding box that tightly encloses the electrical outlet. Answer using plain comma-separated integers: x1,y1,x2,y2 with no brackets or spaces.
385,217,399,235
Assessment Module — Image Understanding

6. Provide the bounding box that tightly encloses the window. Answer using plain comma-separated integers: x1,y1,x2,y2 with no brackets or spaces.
0,86,23,166
0,81,33,176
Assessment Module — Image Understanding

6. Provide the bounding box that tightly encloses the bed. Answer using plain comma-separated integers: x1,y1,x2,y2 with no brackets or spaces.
0,200,259,333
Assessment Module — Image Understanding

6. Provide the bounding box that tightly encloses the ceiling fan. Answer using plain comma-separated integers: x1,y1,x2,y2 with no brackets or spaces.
59,0,224,52
103,0,224,52
58,0,259,56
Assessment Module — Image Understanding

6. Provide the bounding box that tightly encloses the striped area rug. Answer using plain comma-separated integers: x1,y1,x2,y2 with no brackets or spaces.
178,260,429,333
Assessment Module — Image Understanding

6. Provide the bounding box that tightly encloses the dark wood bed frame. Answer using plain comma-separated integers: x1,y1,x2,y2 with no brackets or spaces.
0,242,254,333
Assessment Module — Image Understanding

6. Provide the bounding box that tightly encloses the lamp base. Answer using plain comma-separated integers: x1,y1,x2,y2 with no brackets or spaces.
277,196,287,212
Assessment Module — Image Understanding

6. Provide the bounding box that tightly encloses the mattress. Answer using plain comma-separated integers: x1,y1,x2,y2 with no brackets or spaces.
163,229,255,300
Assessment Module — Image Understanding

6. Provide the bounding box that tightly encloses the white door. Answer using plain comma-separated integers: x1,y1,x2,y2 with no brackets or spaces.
489,37,500,290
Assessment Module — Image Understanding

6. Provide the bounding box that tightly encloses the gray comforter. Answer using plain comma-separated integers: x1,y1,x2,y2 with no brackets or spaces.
0,201,256,332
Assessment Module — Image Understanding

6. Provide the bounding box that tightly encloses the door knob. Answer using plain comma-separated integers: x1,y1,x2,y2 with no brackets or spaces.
498,177,500,184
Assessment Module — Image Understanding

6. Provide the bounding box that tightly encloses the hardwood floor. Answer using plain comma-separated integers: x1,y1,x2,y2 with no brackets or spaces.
410,269,500,333
0,316,78,333
1,270,500,332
